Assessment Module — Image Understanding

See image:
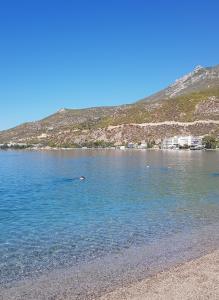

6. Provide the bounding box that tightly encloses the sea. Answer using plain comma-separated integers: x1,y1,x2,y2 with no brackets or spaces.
0,149,219,299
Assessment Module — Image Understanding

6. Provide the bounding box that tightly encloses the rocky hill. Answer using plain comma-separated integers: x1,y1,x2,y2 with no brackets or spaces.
1,64,219,146
138,64,219,102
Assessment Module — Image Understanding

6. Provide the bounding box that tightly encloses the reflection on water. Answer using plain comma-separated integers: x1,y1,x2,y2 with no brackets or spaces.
0,149,219,285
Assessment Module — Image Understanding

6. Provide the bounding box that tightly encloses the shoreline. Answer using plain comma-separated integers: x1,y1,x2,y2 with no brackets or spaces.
1,248,218,300
1,147,219,152
1,223,219,299
100,249,219,300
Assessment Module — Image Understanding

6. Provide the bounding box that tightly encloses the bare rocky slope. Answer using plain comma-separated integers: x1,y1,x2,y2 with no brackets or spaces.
1,64,219,146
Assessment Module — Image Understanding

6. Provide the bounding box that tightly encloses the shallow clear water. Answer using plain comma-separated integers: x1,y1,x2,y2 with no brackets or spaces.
0,149,219,286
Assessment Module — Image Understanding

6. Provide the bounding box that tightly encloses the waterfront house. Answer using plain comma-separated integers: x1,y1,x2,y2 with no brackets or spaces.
127,142,135,148
162,135,203,149
119,145,126,150
138,143,148,149
178,136,203,148
161,136,179,149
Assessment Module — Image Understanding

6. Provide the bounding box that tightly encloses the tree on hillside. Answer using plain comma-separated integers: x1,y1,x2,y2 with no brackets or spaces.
202,135,218,149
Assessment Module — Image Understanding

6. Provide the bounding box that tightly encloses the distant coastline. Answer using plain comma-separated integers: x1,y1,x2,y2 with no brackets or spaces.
0,145,219,151
1,133,218,151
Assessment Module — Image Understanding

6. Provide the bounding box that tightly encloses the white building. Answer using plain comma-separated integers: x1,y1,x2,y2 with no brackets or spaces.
37,133,48,139
161,136,179,149
178,136,202,148
119,145,126,150
127,142,148,149
138,143,148,149
127,142,135,148
162,135,202,149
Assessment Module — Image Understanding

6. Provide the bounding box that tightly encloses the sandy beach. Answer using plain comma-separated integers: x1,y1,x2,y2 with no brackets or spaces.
1,249,218,300
1,227,218,300
100,249,219,300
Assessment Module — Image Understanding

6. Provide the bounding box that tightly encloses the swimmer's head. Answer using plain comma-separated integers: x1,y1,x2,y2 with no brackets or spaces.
79,176,85,180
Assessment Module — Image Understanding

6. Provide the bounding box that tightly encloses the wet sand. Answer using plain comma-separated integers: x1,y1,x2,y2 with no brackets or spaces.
100,249,219,300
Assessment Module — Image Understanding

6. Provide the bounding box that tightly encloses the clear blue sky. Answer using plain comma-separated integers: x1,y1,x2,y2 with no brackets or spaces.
0,0,219,130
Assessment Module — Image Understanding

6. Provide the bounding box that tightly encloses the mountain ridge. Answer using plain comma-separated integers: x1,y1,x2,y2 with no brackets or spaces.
1,64,219,146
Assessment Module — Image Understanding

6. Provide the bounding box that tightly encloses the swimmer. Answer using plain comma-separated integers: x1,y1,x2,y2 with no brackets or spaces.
79,176,86,180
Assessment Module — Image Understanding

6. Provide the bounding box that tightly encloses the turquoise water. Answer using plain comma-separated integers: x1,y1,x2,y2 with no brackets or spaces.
0,149,219,286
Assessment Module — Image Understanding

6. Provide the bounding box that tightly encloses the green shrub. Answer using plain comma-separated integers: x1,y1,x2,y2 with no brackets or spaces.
202,135,218,149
